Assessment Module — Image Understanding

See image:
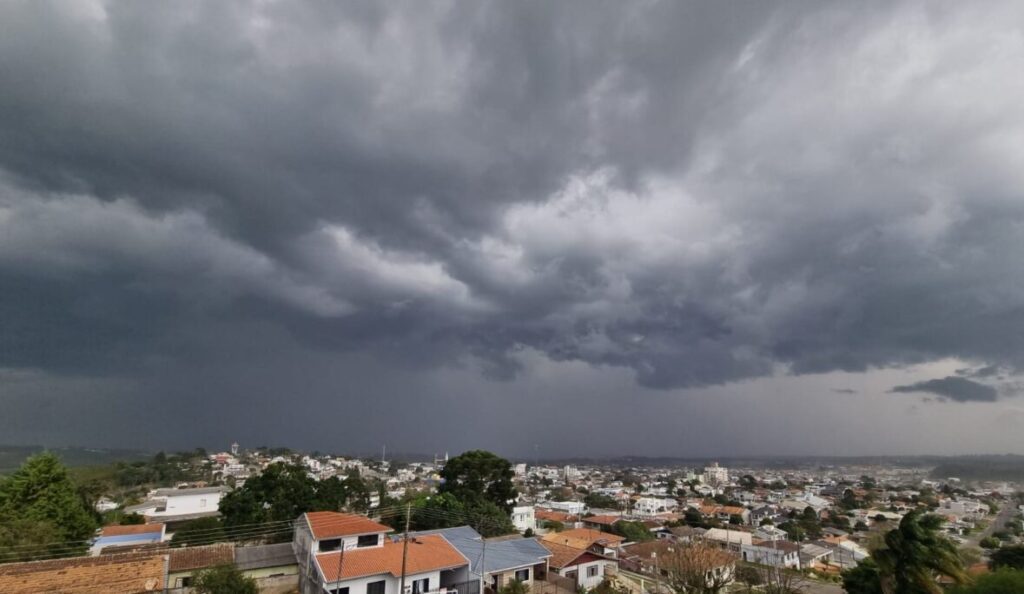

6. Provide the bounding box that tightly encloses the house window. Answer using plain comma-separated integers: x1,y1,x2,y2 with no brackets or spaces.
320,538,342,552
357,534,379,548
176,576,193,588
587,566,599,578
199,498,207,508
413,578,430,594
514,569,530,582
329,588,350,594
367,580,386,594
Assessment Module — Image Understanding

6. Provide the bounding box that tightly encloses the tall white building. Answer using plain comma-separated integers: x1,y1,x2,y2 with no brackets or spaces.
705,462,729,486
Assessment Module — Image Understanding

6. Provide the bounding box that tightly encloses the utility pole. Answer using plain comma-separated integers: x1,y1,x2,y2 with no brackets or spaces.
480,522,488,594
400,501,412,594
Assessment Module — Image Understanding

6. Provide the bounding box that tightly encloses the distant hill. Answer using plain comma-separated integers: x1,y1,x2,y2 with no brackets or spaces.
929,455,1024,482
0,445,150,475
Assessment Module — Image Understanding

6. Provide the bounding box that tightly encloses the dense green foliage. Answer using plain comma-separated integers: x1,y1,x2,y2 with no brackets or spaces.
611,520,654,542
841,557,884,594
193,564,259,594
950,570,1024,594
219,462,372,539
439,450,517,513
989,544,1024,570
172,516,226,547
872,509,967,593
584,492,620,509
0,453,98,560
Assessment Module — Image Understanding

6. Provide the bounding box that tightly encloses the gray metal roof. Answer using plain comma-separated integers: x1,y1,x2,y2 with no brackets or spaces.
235,543,298,571
410,526,550,576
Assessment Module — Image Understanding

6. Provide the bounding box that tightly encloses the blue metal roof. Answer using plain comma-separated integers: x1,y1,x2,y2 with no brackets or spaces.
410,526,550,576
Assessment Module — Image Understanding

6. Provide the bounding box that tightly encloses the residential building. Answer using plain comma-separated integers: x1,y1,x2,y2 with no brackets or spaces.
124,486,227,529
294,511,472,594
167,543,235,589
412,527,550,594
740,540,800,569
541,528,625,557
704,463,729,486
511,506,535,533
539,539,614,590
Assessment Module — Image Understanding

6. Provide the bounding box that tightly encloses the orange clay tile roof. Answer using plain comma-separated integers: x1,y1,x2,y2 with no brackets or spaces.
541,528,624,550
537,540,603,569
583,515,621,526
100,523,165,537
0,553,167,594
168,543,235,572
316,534,467,581
306,511,393,540
535,510,575,523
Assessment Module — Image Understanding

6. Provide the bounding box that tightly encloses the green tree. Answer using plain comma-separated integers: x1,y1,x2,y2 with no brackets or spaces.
219,463,318,528
990,545,1024,570
172,517,226,547
192,564,258,594
585,492,620,509
0,518,63,562
872,509,966,593
950,569,1024,594
439,450,517,513
0,453,97,547
611,520,653,542
980,537,1001,549
841,557,884,594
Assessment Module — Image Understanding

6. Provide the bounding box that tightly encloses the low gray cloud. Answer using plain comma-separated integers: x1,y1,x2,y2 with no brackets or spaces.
2,1,1024,452
832,388,858,395
891,377,998,403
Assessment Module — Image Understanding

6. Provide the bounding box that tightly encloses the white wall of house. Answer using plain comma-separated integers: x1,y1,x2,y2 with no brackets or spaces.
512,507,536,533
148,491,223,517
740,544,799,569
323,570,443,594
558,560,608,590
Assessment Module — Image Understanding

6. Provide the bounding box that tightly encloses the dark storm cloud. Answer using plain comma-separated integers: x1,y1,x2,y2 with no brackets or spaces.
3,0,1024,451
890,377,999,403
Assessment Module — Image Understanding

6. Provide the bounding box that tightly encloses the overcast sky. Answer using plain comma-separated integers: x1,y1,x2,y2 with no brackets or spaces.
3,0,1024,458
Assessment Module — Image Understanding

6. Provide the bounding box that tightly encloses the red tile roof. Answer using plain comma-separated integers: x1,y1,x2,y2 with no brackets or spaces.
583,515,621,526
0,553,167,594
537,540,604,569
306,511,393,540
541,528,624,550
316,534,467,581
100,523,165,537
168,543,235,572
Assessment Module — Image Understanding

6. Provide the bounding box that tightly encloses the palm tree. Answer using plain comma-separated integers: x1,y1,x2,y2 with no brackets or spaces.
872,508,967,594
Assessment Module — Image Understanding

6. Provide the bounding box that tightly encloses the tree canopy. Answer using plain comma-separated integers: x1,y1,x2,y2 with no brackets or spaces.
872,509,967,593
439,450,517,513
0,452,97,560
193,564,259,594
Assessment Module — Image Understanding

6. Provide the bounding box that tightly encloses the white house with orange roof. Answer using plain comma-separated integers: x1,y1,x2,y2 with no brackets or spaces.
294,512,473,594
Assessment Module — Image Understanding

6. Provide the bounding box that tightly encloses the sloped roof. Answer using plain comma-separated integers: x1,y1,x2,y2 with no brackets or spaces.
541,528,624,550
537,540,604,569
412,526,550,574
168,543,235,572
306,511,393,540
235,543,297,571
316,534,467,581
99,523,165,537
0,553,166,594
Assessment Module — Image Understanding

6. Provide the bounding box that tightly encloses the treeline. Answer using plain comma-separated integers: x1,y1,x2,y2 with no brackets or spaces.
931,456,1024,481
